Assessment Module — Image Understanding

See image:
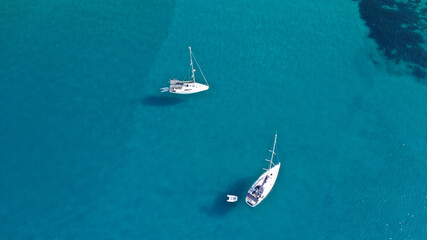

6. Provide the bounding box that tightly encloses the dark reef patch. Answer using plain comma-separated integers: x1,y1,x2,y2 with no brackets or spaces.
355,0,427,80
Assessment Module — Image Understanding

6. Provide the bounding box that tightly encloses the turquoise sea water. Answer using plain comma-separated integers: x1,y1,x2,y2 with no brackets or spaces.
1,0,426,239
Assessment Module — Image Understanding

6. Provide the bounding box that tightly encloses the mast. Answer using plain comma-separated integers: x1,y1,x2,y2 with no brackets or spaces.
268,133,277,170
189,46,195,82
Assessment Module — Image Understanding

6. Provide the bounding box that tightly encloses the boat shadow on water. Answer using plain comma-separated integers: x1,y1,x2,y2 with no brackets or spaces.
200,177,252,217
141,95,183,106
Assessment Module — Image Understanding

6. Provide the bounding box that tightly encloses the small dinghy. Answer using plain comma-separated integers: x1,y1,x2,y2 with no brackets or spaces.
160,87,169,93
227,195,238,202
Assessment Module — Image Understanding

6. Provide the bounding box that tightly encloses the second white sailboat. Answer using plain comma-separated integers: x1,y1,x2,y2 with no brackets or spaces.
245,133,281,207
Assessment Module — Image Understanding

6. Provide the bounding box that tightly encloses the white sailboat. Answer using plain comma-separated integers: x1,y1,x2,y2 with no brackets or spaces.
245,133,281,207
160,46,209,94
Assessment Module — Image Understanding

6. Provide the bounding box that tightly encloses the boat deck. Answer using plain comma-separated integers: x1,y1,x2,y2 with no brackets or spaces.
246,193,259,203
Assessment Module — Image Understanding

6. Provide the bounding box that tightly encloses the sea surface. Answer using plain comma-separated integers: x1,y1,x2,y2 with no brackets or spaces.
1,0,426,239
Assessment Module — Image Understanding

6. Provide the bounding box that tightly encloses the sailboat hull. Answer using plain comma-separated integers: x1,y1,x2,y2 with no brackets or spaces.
245,163,281,207
168,81,209,94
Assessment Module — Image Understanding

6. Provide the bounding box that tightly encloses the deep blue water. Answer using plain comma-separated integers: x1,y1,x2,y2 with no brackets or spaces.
1,0,426,239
